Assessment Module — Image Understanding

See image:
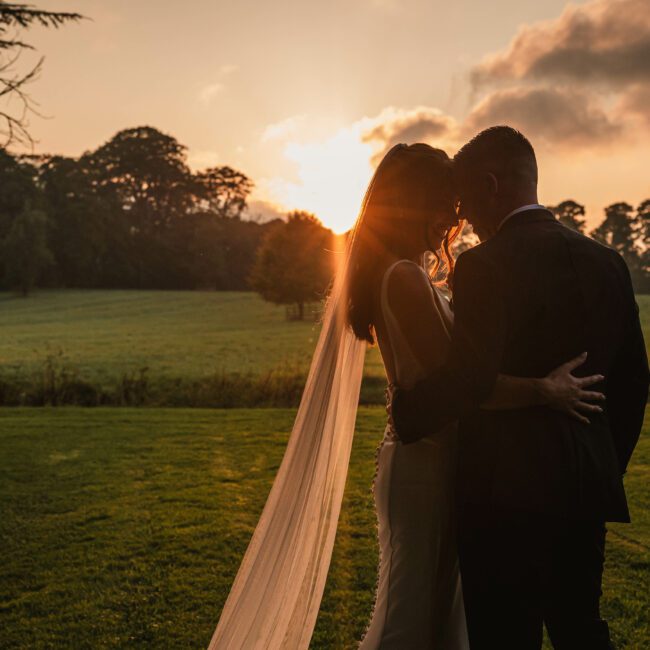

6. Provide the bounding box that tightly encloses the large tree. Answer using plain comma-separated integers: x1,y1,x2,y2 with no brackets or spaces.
193,166,254,219
0,3,84,148
1,201,52,295
37,154,133,287
0,146,37,282
249,211,334,319
550,200,586,234
83,126,194,232
0,146,36,232
592,202,647,293
635,199,649,250
81,126,198,287
634,199,650,293
592,202,637,257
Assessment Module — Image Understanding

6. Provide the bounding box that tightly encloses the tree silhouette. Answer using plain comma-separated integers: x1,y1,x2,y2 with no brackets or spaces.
634,199,650,293
0,146,36,233
83,126,194,232
550,200,586,233
0,3,84,148
194,166,254,219
1,201,53,295
0,146,37,280
592,202,637,256
635,199,649,249
38,154,123,287
249,211,334,319
592,201,648,292
82,126,198,287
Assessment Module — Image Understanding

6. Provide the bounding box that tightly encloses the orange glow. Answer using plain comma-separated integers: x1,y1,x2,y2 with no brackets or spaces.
262,125,377,234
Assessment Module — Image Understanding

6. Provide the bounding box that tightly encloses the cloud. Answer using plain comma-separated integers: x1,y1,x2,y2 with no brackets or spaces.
218,64,239,76
467,0,650,148
197,64,238,106
261,114,307,142
472,0,650,88
617,83,650,125
198,83,224,105
464,86,620,148
361,106,456,162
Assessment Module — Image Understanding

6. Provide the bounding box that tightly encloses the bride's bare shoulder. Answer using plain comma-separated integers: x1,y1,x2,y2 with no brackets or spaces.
384,259,449,371
385,260,439,322
385,259,431,300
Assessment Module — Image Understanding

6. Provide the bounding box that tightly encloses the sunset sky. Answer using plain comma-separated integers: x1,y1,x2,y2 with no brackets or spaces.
14,0,650,232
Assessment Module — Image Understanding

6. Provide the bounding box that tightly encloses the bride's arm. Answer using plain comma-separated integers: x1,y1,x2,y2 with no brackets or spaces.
384,260,451,374
482,353,605,424
386,262,605,425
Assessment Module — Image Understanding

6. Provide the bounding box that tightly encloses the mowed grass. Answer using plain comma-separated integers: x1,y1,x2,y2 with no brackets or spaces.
0,290,385,386
0,406,648,649
1,289,647,389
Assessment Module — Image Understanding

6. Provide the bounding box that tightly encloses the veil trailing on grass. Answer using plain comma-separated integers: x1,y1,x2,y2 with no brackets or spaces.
208,145,405,650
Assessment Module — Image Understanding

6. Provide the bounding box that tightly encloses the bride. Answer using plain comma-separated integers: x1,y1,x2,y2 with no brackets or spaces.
208,143,603,649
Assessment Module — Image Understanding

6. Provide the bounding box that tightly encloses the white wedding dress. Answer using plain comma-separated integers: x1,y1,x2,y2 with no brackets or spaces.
358,260,470,650
207,146,467,650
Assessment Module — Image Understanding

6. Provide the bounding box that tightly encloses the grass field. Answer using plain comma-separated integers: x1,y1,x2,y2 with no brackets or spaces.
1,290,648,646
1,288,647,385
0,406,648,649
0,289,386,385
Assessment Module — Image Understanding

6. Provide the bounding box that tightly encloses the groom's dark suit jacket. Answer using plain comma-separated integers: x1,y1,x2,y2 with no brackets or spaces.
392,208,649,522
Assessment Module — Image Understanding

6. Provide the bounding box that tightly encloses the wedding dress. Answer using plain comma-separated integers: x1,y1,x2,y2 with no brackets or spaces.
358,259,470,650
207,144,466,650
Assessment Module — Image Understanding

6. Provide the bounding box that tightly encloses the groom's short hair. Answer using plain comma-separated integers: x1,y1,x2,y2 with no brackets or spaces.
454,125,538,187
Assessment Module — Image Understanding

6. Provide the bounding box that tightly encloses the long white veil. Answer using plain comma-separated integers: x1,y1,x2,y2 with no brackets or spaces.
208,144,405,650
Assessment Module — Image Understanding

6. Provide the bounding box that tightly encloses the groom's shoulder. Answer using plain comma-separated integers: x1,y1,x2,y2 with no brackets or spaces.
456,234,501,267
454,241,501,283
559,222,628,267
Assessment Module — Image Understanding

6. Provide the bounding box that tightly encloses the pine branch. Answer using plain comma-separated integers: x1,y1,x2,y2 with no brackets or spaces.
0,37,33,49
0,4,87,149
0,4,84,29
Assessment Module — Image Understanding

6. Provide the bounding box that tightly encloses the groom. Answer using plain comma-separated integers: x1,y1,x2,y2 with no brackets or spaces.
391,126,649,649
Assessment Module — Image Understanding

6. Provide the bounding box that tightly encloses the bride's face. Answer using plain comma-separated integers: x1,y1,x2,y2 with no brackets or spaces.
426,204,458,250
398,200,457,258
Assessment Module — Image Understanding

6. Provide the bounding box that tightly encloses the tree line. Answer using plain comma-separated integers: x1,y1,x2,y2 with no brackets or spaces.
549,199,649,293
0,129,648,309
0,126,281,294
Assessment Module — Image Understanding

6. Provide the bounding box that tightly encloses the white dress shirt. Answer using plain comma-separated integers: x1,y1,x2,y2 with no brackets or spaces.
497,203,552,232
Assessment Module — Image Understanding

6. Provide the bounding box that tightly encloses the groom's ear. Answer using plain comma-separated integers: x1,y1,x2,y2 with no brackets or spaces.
484,172,498,197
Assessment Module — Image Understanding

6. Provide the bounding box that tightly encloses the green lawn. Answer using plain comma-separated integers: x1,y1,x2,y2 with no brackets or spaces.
0,289,385,386
0,406,648,648
1,289,647,386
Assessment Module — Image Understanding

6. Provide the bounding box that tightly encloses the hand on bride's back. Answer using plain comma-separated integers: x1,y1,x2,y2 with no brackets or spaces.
540,352,605,424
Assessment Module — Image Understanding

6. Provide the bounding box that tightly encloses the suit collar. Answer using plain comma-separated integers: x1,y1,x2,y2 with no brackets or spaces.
496,206,556,234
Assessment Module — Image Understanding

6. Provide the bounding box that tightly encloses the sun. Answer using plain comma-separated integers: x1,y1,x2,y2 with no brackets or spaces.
263,124,378,234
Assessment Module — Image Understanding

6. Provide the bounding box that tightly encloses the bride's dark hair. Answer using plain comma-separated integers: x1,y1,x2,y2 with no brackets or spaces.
346,143,463,344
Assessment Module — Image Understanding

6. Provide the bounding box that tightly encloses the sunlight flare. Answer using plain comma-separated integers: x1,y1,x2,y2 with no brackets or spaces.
262,124,376,233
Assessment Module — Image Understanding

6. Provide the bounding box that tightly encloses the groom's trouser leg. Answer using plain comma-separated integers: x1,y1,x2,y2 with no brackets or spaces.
543,521,613,650
457,505,545,650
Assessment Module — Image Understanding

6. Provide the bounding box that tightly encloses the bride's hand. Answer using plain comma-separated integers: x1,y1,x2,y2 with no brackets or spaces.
540,352,605,424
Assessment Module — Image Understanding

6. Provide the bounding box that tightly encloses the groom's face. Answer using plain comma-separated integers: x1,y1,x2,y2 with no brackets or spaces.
455,178,489,240
454,167,501,241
